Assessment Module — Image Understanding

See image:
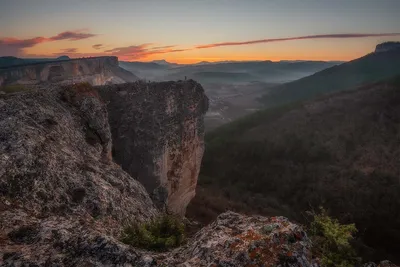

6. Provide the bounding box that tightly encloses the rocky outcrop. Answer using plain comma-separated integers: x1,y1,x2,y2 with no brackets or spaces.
375,42,400,53
0,56,138,87
1,211,320,267
99,80,209,215
0,84,158,234
164,211,317,266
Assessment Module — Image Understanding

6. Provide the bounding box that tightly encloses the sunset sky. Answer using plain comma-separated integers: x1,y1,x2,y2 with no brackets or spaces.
1,0,400,63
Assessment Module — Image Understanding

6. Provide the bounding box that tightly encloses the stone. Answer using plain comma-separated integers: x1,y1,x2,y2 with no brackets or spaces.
99,80,209,215
0,85,158,236
163,211,318,267
0,211,321,267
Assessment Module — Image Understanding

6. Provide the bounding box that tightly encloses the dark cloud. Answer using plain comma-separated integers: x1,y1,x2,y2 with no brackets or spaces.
92,44,103,50
151,45,176,50
49,31,97,41
195,33,400,49
0,30,96,56
105,44,190,60
60,48,78,53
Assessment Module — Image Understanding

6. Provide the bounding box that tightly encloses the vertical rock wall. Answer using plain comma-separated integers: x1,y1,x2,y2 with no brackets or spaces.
99,80,209,215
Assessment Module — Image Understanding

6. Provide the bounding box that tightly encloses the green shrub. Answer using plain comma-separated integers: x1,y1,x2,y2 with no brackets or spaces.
121,215,185,251
307,208,360,267
1,84,29,94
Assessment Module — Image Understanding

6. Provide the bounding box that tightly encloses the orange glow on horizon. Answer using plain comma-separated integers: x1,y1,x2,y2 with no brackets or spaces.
135,53,361,64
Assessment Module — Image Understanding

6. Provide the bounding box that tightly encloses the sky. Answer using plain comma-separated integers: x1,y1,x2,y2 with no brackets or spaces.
1,0,400,63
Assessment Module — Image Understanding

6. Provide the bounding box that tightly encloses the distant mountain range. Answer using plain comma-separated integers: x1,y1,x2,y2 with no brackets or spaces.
0,56,71,68
1,56,343,85
120,60,342,84
261,47,400,107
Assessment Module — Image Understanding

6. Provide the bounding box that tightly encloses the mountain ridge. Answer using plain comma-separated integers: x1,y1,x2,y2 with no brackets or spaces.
261,48,400,107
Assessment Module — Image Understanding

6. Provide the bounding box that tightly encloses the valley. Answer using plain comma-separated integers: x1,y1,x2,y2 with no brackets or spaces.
120,59,341,129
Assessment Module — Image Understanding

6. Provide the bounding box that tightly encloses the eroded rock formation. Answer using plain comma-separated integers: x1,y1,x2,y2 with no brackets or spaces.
0,211,319,267
99,80,209,215
0,84,158,234
0,56,138,87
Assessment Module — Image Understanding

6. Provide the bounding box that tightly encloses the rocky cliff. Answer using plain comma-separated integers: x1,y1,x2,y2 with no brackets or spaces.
0,82,396,266
0,56,138,87
99,80,208,215
375,42,400,53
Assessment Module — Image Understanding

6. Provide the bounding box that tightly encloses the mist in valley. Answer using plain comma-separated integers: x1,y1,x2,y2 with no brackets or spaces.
120,60,341,130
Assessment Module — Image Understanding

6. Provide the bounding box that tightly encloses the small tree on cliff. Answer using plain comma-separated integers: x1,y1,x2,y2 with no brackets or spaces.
307,207,360,267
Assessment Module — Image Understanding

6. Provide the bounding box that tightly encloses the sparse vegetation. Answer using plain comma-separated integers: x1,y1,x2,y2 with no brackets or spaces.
307,208,360,267
61,82,102,103
1,84,29,94
121,215,186,251
187,76,400,263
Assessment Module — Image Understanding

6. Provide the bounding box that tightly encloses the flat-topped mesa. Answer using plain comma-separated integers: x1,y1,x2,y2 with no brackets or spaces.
375,42,400,53
99,80,209,215
0,56,138,87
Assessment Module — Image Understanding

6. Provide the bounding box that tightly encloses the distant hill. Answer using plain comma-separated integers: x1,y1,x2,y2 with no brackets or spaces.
192,71,257,83
261,48,400,107
120,60,340,84
188,75,400,263
150,59,179,67
0,56,70,68
0,56,138,86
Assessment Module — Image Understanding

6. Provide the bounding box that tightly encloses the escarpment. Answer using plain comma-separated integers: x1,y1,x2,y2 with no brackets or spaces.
0,56,138,87
99,80,209,215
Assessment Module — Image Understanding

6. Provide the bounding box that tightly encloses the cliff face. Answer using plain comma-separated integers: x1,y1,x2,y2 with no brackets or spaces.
375,42,400,53
0,84,157,227
0,56,138,87
99,80,209,215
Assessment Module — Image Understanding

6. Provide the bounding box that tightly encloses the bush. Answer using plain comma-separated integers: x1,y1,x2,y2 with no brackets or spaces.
307,208,360,267
61,82,102,104
1,84,29,94
121,215,185,251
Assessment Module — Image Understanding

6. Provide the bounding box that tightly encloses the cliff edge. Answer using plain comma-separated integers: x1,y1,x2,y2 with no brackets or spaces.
99,80,208,215
0,56,138,87
375,42,400,53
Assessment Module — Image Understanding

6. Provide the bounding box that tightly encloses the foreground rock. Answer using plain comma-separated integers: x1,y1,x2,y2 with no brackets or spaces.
99,80,209,215
0,84,158,233
164,211,317,266
1,211,319,267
